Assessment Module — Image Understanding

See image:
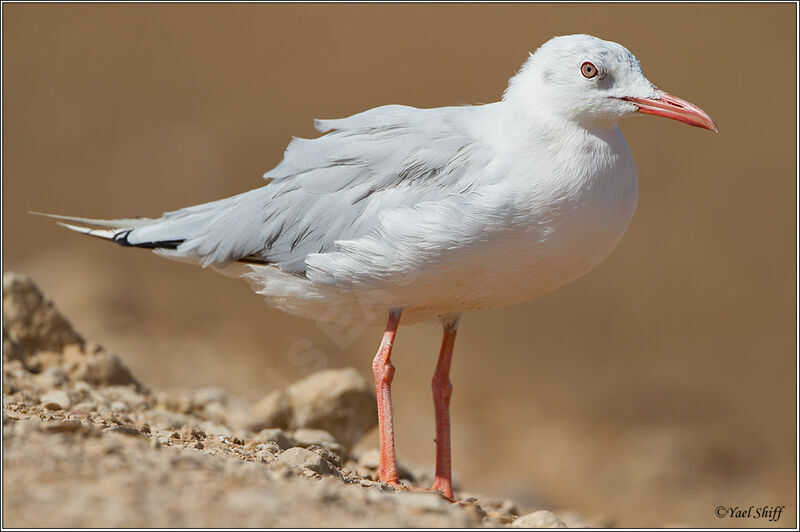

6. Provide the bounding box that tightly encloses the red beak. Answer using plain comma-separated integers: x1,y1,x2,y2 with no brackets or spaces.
624,90,718,132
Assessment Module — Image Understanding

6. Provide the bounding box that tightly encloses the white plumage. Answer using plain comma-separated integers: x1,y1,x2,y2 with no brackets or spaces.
41,34,715,326
39,34,719,499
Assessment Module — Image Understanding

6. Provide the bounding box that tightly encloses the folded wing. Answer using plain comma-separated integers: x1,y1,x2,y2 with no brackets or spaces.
45,104,495,277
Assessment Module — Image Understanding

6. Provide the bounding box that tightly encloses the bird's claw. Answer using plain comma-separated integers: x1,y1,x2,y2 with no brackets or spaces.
379,480,456,502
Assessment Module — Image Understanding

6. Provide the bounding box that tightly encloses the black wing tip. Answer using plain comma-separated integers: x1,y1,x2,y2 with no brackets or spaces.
237,256,269,265
113,230,183,250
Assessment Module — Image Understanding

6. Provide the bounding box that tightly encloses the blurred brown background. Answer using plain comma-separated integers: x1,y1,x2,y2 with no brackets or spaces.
3,4,796,527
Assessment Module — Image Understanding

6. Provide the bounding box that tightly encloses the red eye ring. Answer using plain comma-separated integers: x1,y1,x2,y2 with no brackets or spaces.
581,62,598,79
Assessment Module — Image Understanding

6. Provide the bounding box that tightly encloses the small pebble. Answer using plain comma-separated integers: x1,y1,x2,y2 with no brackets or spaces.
511,510,567,528
103,426,142,437
71,401,98,413
35,366,68,388
42,420,82,433
255,449,276,462
40,390,71,410
255,428,296,450
110,401,129,413
501,499,519,515
485,510,516,524
558,510,597,528
278,447,340,477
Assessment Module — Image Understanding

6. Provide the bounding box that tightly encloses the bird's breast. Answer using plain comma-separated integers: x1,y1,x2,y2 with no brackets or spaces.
493,126,640,302
428,125,640,312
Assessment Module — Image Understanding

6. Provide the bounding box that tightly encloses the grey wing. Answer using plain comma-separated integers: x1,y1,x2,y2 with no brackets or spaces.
90,104,493,273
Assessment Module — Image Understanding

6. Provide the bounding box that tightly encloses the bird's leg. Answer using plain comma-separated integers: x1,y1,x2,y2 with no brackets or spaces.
430,313,461,499
372,309,403,488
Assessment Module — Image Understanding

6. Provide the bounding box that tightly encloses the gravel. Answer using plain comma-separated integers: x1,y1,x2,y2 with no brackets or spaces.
2,271,594,527
511,510,568,528
278,447,341,477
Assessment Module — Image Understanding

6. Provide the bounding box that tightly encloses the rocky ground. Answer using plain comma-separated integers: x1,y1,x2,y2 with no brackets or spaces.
2,272,595,528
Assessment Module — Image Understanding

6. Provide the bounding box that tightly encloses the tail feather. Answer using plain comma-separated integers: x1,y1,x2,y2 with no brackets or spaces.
30,211,155,229
34,212,184,250
34,209,267,265
55,222,119,241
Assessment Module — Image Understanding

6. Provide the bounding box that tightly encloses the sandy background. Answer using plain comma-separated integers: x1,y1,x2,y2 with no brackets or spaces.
3,4,796,527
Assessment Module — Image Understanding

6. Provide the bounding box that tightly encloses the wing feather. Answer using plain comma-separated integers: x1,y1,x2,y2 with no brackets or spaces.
60,104,497,275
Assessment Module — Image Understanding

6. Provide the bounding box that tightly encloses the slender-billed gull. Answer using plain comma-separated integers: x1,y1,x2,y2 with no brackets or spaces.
38,34,717,499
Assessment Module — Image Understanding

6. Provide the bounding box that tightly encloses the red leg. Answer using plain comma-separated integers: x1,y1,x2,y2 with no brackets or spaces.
431,313,461,498
372,309,403,488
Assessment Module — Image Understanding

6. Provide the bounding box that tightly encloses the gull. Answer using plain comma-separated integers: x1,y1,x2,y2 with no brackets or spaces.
38,34,717,499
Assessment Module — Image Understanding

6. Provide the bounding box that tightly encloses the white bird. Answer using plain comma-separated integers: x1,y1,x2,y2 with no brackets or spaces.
38,34,717,499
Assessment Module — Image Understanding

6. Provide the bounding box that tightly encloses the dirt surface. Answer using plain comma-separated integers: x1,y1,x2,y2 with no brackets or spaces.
3,272,597,528
3,5,796,527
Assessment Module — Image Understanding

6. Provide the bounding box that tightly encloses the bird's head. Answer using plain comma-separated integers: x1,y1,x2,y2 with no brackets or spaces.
504,34,717,132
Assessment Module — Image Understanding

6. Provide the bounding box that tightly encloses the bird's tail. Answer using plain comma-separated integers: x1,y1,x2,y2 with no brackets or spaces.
33,184,277,271
30,212,184,250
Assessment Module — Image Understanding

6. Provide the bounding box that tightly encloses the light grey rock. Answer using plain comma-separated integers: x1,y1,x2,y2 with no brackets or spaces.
197,421,234,438
99,385,148,409
278,447,340,477
193,386,229,406
3,330,23,363
255,448,276,462
292,428,347,460
485,509,517,525
154,390,194,414
558,510,596,528
70,350,141,390
147,409,192,431
292,428,338,447
511,510,568,528
249,389,292,431
103,426,143,437
255,428,296,450
72,381,92,393
3,375,17,395
287,367,377,449
110,401,129,413
35,366,68,388
2,272,84,361
40,390,72,410
4,360,29,379
42,420,83,433
71,401,98,413
501,499,520,515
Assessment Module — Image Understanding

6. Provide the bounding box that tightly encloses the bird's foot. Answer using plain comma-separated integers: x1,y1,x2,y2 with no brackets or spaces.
430,478,455,501
409,484,456,502
381,478,406,490
378,480,455,502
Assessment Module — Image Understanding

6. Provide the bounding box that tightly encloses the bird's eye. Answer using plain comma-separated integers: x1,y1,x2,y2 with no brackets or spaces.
581,62,598,79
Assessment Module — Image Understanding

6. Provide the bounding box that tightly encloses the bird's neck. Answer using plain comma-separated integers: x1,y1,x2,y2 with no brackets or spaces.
496,98,622,155
502,79,622,135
